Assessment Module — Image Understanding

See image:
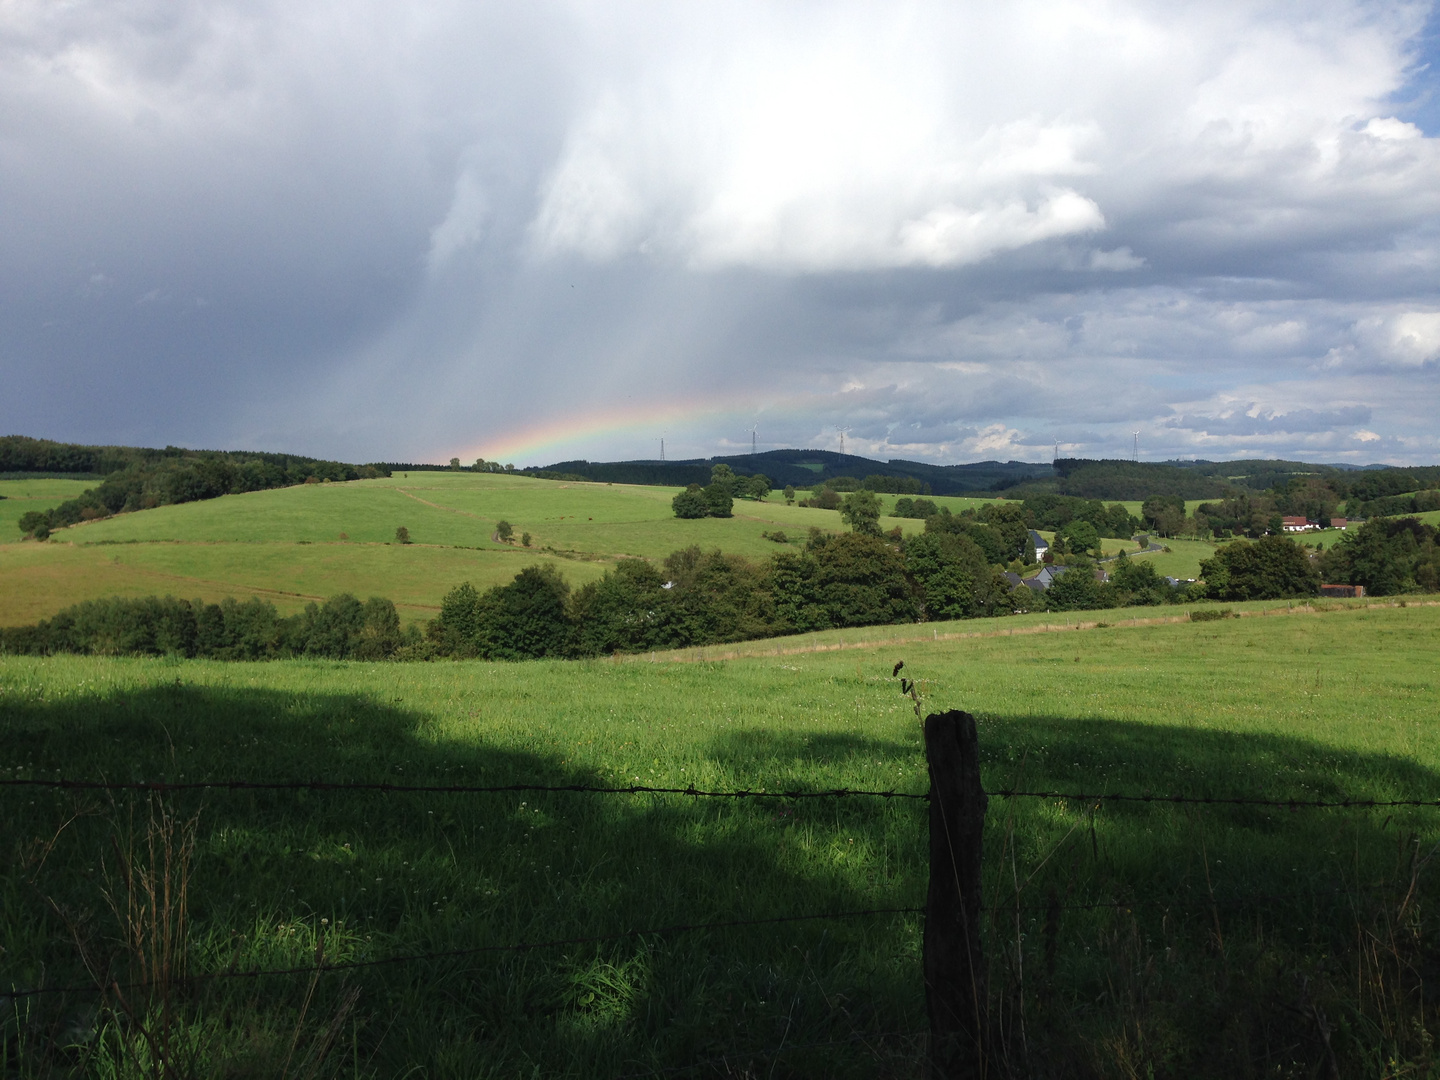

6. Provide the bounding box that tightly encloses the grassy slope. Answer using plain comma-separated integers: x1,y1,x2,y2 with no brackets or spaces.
1127,536,1219,578
3,604,1437,1076
0,479,94,537
0,475,958,626
0,541,611,624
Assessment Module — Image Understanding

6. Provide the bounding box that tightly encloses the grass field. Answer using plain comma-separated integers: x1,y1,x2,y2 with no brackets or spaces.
4,602,1438,1076
0,475,954,627
1029,532,1217,578
0,541,614,625
55,475,942,556
0,479,95,539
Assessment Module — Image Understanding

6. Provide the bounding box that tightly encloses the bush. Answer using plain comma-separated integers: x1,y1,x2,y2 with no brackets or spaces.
1045,565,1108,611
495,520,514,543
672,486,710,519
803,489,842,511
432,567,573,660
395,526,412,544
1318,517,1440,595
906,532,989,620
778,532,916,630
478,566,572,660
892,497,939,519
839,490,883,536
570,560,675,655
1197,535,1320,601
702,484,733,518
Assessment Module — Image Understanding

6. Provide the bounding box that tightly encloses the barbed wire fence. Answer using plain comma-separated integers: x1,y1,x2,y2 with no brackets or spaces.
5,712,1438,1076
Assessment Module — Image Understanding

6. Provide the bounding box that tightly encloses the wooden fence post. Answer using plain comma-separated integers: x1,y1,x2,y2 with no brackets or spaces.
924,709,989,1079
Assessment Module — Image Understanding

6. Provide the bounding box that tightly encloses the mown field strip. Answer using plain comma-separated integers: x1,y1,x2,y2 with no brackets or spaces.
621,596,1440,664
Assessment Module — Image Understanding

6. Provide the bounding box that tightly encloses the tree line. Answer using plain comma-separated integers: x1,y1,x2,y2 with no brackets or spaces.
0,594,414,660
7,516,1432,662
10,438,389,539
999,456,1440,508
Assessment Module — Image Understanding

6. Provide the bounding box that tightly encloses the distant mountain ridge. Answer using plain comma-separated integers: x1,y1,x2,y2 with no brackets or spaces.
526,449,1055,495
526,451,1425,501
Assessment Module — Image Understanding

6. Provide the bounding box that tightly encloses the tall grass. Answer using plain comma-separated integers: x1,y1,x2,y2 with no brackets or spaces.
3,604,1438,1076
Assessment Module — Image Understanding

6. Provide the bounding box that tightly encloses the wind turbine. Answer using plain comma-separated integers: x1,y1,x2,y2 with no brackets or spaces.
1132,431,1140,462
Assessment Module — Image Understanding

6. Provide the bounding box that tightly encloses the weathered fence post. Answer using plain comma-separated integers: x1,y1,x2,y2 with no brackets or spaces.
924,709,988,1079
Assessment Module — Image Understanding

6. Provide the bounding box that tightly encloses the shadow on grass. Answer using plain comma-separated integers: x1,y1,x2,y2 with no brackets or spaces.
3,683,922,1079
704,716,1440,1078
4,684,1438,1078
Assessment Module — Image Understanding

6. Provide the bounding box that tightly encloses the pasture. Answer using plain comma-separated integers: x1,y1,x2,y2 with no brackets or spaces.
0,475,959,627
4,601,1438,1076
0,480,96,539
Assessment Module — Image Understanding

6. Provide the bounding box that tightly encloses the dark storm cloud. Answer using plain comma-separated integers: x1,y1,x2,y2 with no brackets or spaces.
1,0,1438,466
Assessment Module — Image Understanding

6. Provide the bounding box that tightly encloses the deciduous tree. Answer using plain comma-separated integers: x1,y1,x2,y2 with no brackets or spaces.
839,489,883,536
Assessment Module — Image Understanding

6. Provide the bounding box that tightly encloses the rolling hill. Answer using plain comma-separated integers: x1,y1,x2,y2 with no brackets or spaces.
0,473,999,626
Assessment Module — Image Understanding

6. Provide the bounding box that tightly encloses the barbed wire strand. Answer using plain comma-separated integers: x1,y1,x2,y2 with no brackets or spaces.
992,789,1440,809
5,776,1438,808
1012,882,1396,915
0,777,927,800
3,905,921,1002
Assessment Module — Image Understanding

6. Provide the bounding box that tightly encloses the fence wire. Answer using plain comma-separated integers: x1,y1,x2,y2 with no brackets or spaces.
0,777,927,800
6,776,1438,808
991,788,1440,809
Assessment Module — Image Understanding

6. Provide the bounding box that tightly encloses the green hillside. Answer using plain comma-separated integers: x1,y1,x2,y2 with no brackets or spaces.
0,474,1002,626
0,479,96,536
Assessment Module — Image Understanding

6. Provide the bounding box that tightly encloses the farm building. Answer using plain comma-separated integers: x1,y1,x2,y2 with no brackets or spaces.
1319,584,1364,598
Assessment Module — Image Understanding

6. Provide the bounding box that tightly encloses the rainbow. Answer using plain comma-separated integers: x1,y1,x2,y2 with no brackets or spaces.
455,391,834,467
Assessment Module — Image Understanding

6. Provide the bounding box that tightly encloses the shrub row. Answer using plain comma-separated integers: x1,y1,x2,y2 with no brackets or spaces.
0,594,413,660
13,523,1417,664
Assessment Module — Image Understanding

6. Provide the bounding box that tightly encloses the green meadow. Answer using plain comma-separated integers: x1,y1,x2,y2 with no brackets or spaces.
0,475,961,627
0,480,96,540
0,540,613,626
4,602,1438,1076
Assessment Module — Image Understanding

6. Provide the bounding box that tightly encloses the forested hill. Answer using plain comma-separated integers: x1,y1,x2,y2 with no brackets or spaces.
1042,458,1421,501
5,435,387,539
525,450,1055,495
524,450,1436,507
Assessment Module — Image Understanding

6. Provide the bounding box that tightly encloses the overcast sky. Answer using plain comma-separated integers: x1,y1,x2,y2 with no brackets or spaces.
3,1,1439,467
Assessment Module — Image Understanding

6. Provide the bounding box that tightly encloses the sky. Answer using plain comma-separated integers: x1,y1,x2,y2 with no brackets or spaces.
3,1,1440,469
